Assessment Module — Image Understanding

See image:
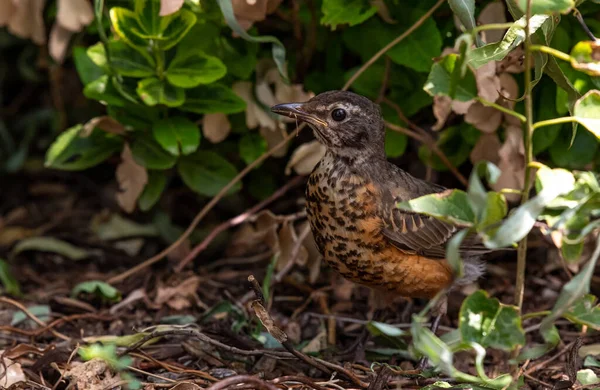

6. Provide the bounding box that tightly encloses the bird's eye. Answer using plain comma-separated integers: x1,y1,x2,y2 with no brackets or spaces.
331,108,347,122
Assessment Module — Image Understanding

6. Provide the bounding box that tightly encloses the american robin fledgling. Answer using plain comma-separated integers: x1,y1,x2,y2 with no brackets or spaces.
272,91,494,331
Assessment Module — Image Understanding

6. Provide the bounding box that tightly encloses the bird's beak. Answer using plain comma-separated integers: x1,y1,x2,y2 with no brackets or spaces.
271,103,328,126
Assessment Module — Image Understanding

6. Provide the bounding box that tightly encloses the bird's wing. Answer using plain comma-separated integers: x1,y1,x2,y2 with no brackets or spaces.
379,168,491,259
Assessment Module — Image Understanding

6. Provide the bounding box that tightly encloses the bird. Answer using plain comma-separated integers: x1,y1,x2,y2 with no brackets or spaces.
271,91,494,336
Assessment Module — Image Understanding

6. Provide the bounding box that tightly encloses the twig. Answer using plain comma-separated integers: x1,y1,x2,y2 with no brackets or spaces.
107,125,306,285
175,175,305,271
274,223,312,282
342,0,446,90
367,366,392,390
375,57,391,104
271,375,328,390
247,275,369,388
0,297,70,341
205,375,279,390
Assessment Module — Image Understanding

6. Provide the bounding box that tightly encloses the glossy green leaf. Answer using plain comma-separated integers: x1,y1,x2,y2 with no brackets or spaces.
109,7,149,50
0,259,21,296
386,17,442,72
239,132,267,166
516,0,575,14
166,50,227,88
577,369,600,385
468,15,550,68
152,117,201,156
549,128,598,169
45,125,123,171
321,0,377,30
137,77,185,107
157,9,196,50
12,237,91,260
73,46,104,85
459,290,525,351
397,189,476,226
84,75,128,107
217,0,288,83
108,40,155,78
131,137,177,169
411,317,455,375
563,295,600,330
138,170,167,211
448,0,476,30
573,90,600,139
181,84,246,114
72,280,121,301
134,0,162,36
86,42,107,69
177,150,241,197
384,130,408,158
367,321,406,349
424,54,478,102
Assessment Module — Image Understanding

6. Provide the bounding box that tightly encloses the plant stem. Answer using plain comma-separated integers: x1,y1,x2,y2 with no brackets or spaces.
529,45,572,63
532,116,576,130
515,0,535,314
521,310,551,320
476,97,526,123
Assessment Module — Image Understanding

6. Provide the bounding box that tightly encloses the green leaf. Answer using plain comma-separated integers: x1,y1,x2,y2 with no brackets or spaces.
181,84,246,114
12,305,50,326
577,369,600,385
397,189,476,226
550,126,598,169
385,17,442,73
570,41,600,77
109,7,149,50
216,0,288,83
157,9,196,50
131,137,177,169
424,54,478,102
166,50,227,88
0,259,21,296
134,0,162,36
86,42,107,69
137,77,185,107
108,40,155,78
384,130,407,158
138,170,167,211
92,214,159,240
73,46,104,85
45,125,123,171
84,75,128,107
468,15,550,68
419,125,472,170
321,0,377,30
459,290,525,351
72,280,121,301
239,133,267,166
12,237,91,260
367,321,406,349
563,295,600,330
573,90,600,139
152,117,200,156
177,150,241,197
411,317,455,375
484,167,576,248
516,0,575,14
448,0,483,46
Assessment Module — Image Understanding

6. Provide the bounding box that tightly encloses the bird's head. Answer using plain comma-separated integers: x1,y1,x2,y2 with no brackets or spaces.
271,91,385,161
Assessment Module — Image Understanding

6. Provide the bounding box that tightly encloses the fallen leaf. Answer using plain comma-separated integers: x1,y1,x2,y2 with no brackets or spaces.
259,125,289,158
83,116,126,136
0,226,39,247
65,358,114,390
155,276,201,310
7,0,46,44
159,0,184,16
113,238,145,256
465,102,502,133
285,141,326,175
166,238,191,262
250,300,287,343
0,356,26,388
116,145,148,214
203,113,231,143
301,329,327,353
277,220,308,272
12,237,92,260
90,212,159,240
110,288,148,314
478,1,507,44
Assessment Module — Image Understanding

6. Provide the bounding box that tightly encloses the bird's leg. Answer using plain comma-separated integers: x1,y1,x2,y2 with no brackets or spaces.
417,296,448,370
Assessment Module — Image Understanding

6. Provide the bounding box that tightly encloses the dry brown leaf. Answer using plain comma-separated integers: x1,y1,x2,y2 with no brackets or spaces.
476,61,501,103
83,116,126,136
464,102,502,133
371,0,397,24
154,276,201,310
203,113,231,143
452,99,474,115
232,0,282,30
432,95,452,131
109,288,148,314
497,47,525,73
0,0,17,26
159,0,184,16
251,300,287,342
226,210,279,257
7,0,46,44
56,0,93,32
301,329,327,353
277,220,308,272
49,25,72,63
498,73,519,104
65,359,114,390
0,356,25,388
259,125,289,158
285,141,326,175
492,125,525,201
470,133,502,165
333,277,355,302
233,81,277,130
478,1,506,43
299,220,322,284
166,238,191,262
116,145,148,213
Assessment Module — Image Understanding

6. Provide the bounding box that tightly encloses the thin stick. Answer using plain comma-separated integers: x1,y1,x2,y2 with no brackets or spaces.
342,0,446,91
0,297,70,341
107,126,304,284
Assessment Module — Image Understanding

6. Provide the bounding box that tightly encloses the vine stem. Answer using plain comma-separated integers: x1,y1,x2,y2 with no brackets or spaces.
342,0,446,90
515,0,534,313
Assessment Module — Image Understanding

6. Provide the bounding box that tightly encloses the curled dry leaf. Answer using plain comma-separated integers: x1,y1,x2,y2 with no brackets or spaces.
0,356,26,388
477,1,507,44
497,47,525,74
65,359,114,390
203,113,232,143
465,102,502,133
154,276,202,310
56,0,93,32
432,95,452,131
116,145,148,214
226,210,279,257
232,0,283,31
159,0,185,16
3,0,46,45
49,24,73,64
476,61,501,103
470,133,502,165
233,81,277,130
492,125,525,201
83,116,126,136
285,140,326,175
250,300,288,343
301,329,327,353
277,220,308,272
